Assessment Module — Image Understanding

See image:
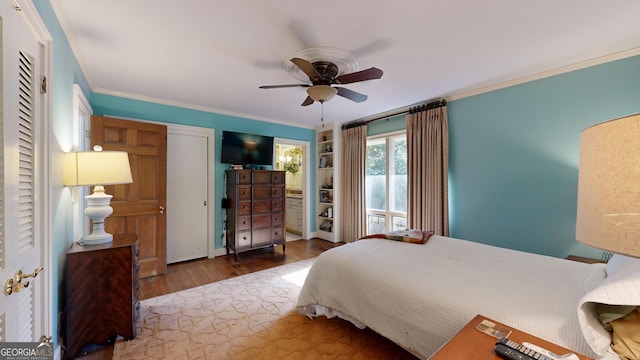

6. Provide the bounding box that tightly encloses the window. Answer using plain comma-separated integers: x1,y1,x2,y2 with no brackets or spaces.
365,133,407,234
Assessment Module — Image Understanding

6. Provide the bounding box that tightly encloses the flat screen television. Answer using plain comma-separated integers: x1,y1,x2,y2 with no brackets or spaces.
220,130,274,167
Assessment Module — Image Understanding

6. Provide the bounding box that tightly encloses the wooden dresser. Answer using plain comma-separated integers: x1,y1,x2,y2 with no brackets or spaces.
225,170,286,261
65,233,139,359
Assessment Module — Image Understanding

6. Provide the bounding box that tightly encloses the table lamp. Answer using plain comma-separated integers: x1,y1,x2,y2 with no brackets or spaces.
576,113,640,258
64,145,133,244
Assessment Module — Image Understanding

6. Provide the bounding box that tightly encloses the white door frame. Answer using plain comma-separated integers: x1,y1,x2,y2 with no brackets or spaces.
71,84,92,241
274,138,311,240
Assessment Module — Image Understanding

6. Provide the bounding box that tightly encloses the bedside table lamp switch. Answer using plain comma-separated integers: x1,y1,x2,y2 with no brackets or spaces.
63,145,133,245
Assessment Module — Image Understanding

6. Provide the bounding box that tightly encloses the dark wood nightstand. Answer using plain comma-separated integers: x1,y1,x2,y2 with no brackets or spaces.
430,314,593,360
65,233,139,359
567,255,607,264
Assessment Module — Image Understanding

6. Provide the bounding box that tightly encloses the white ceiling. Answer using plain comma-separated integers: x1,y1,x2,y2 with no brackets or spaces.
51,0,640,128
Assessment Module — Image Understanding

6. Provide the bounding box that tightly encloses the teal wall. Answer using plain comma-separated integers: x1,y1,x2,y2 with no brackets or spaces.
362,55,640,259
90,94,317,249
449,55,640,258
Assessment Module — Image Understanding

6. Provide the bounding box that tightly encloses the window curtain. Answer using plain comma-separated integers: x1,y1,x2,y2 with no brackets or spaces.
340,124,367,243
406,102,449,236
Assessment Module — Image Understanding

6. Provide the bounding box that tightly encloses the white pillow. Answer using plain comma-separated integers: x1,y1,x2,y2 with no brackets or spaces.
606,254,636,277
577,254,640,358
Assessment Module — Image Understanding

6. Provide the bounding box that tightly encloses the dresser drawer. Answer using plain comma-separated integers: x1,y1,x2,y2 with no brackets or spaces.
252,171,272,184
271,199,283,213
272,213,284,226
252,214,271,229
237,201,251,216
237,231,251,247
237,186,251,200
271,186,284,198
272,226,285,241
272,172,285,184
235,171,252,184
237,216,251,230
253,186,272,200
252,200,271,214
252,228,272,246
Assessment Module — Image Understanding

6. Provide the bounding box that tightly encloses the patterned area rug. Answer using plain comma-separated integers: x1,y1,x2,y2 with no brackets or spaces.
113,258,417,359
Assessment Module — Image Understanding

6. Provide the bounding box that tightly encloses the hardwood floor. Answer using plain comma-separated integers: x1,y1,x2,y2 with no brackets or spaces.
72,238,342,360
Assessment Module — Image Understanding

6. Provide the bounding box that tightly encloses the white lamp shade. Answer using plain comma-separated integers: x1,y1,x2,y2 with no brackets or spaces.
307,85,338,102
63,149,133,244
576,113,640,258
64,151,133,186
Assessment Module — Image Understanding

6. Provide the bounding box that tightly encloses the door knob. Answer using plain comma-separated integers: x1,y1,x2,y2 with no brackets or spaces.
159,206,165,214
4,266,43,296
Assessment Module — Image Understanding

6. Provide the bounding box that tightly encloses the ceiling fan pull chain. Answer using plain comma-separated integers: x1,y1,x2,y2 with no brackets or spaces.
320,101,325,128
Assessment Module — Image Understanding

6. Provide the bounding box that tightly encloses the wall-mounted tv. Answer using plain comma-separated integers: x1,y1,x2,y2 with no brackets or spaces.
220,130,274,166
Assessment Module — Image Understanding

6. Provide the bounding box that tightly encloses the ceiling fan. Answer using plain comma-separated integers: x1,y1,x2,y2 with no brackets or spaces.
259,57,383,106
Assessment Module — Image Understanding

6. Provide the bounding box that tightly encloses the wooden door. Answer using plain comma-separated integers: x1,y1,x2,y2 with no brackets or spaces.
91,115,168,277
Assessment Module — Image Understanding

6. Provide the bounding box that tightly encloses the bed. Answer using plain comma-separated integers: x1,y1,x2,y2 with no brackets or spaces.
296,234,640,359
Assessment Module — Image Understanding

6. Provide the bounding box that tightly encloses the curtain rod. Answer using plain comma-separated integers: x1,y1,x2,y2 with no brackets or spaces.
341,98,447,130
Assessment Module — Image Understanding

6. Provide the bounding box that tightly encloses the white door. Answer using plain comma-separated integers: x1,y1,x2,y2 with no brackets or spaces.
0,1,50,342
166,128,210,263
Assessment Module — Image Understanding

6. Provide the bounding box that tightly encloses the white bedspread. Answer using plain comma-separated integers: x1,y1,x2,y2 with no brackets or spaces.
296,235,606,359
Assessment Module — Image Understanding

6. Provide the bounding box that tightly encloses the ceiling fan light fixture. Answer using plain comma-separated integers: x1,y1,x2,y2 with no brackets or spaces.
307,85,338,102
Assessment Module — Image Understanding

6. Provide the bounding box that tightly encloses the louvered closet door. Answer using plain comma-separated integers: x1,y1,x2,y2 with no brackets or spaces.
0,2,48,342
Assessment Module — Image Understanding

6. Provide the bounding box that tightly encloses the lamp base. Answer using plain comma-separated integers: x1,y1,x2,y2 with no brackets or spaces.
82,232,113,245
83,185,114,245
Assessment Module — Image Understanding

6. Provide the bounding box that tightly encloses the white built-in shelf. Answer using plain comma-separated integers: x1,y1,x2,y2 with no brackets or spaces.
316,126,339,242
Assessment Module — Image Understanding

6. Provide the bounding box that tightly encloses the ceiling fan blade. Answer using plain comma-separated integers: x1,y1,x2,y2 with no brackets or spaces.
290,58,322,82
259,84,309,89
334,67,383,84
301,96,314,106
335,87,368,103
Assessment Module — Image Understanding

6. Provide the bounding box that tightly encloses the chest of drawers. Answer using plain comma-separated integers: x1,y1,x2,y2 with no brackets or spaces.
225,170,286,261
